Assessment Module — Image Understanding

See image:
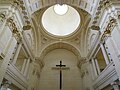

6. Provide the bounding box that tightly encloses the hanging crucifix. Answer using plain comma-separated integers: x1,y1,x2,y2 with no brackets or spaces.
52,61,70,90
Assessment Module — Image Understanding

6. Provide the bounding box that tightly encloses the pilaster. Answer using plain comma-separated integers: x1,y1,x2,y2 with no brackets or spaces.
21,59,27,74
24,58,30,77
100,43,110,65
91,58,98,78
95,58,100,75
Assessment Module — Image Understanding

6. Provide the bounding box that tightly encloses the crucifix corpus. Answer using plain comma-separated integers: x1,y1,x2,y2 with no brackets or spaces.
52,61,70,90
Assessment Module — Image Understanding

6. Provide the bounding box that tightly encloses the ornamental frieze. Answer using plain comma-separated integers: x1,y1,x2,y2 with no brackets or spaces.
7,18,22,42
101,18,117,41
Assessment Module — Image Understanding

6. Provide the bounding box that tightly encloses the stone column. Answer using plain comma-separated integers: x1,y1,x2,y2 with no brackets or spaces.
24,58,30,76
95,58,100,74
89,60,95,80
91,58,98,77
100,43,110,65
111,82,120,90
12,43,22,65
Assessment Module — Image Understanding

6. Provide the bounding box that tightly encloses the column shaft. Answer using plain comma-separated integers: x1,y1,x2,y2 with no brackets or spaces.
95,58,100,74
24,58,30,76
21,59,27,74
91,58,98,77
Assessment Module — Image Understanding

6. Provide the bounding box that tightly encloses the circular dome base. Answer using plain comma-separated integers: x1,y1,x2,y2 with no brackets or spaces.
42,4,80,36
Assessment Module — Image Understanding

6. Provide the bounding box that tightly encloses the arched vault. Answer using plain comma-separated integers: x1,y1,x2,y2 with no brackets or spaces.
39,42,81,63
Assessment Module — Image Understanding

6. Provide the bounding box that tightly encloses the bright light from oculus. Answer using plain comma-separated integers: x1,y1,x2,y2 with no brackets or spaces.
54,4,68,15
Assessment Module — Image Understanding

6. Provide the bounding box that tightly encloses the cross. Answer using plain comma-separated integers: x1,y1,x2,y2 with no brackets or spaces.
52,61,69,90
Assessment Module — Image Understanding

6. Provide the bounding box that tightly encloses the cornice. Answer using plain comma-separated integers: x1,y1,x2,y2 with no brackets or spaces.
91,0,111,30
28,0,93,15
91,0,120,31
0,0,32,30
11,0,32,30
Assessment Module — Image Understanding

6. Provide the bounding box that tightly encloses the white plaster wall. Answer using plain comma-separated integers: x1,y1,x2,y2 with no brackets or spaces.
39,49,83,90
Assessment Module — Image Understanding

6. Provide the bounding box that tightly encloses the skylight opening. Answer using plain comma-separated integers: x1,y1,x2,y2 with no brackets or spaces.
42,4,80,36
54,4,68,15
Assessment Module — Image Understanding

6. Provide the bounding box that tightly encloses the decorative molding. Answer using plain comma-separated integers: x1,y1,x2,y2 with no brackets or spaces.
0,13,6,22
41,34,49,45
7,18,22,42
91,25,100,30
23,25,31,30
28,0,92,15
0,53,5,59
118,15,120,19
91,0,111,30
101,17,117,42
12,0,32,30
77,57,87,69
34,58,44,68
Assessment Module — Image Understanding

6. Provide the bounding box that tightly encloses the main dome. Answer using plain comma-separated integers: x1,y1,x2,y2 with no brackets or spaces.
41,4,80,36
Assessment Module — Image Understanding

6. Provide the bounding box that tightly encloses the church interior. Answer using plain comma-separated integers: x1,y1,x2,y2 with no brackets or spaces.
0,0,120,90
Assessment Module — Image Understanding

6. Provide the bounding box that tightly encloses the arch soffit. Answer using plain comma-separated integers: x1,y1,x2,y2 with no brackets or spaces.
39,42,81,61
31,18,42,56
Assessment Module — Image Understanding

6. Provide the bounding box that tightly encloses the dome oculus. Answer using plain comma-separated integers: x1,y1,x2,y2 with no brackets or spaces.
42,4,80,36
54,4,68,15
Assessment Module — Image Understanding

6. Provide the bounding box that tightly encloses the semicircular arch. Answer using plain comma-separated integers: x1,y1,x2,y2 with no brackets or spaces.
39,42,81,62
